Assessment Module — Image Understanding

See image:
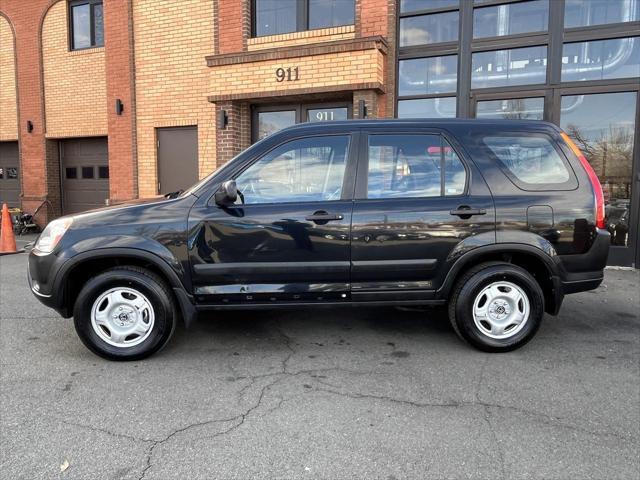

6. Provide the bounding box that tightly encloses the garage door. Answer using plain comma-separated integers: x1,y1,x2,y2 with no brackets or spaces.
0,142,20,208
61,137,109,214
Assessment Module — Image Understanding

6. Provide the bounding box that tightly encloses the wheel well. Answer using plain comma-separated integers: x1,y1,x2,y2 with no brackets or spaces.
62,256,177,317
447,251,557,314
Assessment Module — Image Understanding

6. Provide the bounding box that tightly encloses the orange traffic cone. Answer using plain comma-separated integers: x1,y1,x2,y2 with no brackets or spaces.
0,203,18,254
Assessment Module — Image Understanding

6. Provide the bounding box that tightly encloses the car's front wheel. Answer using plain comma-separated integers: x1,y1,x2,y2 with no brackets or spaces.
448,262,544,352
73,267,176,360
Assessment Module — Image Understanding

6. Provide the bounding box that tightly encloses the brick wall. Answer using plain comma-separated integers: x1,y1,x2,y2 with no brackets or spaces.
0,14,18,141
247,26,356,51
133,0,216,197
42,1,108,138
104,0,137,202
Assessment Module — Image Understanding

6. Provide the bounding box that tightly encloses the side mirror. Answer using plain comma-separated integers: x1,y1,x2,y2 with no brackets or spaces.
214,179,238,206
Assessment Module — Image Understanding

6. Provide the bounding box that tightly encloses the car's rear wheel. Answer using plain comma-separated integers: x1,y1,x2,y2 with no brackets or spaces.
73,267,176,360
448,262,544,352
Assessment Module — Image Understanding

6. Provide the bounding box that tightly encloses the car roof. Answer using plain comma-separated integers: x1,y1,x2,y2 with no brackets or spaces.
280,118,559,133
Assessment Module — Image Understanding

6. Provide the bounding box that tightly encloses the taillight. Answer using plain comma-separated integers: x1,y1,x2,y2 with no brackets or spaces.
560,132,605,229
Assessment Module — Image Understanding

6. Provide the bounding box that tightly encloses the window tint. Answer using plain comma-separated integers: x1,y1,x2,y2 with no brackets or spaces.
309,0,354,29
70,1,104,50
564,0,639,28
399,55,458,95
367,135,466,199
400,11,459,47
235,135,349,204
255,0,297,36
483,136,572,186
82,166,94,179
561,37,640,82
472,46,548,88
473,0,548,38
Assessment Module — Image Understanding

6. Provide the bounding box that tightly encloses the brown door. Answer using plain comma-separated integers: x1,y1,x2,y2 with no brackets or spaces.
0,141,20,208
157,126,199,194
61,137,109,214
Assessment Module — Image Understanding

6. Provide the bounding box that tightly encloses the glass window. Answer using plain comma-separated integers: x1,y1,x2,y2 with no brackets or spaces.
65,167,77,179
561,92,637,247
476,97,544,120
257,110,297,140
0,168,3,179
82,166,94,179
70,1,104,50
400,11,459,46
6,167,17,179
398,97,457,118
367,135,466,199
309,0,354,29
473,0,549,38
562,37,640,82
471,46,547,89
482,136,573,186
565,0,640,28
401,0,458,13
235,135,350,204
255,0,297,36
399,55,458,95
306,107,348,122
98,166,109,179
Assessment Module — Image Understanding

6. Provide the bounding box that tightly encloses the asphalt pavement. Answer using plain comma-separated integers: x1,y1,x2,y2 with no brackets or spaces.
1,247,638,480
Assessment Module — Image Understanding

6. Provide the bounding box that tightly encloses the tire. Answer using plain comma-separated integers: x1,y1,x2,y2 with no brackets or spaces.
448,262,544,352
73,266,176,360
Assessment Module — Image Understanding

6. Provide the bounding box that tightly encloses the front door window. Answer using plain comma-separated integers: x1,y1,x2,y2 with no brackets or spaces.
560,91,637,248
235,135,350,204
257,110,297,140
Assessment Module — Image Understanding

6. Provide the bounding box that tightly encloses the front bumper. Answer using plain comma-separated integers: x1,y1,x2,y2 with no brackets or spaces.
28,249,70,317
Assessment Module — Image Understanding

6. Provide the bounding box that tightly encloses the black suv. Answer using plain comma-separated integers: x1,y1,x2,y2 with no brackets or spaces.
28,120,609,360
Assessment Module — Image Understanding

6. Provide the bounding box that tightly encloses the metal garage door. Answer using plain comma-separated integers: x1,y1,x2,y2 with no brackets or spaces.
157,127,199,195
61,137,109,214
0,141,20,208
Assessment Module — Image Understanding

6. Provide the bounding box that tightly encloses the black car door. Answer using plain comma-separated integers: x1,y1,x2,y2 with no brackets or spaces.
350,129,495,301
188,132,357,304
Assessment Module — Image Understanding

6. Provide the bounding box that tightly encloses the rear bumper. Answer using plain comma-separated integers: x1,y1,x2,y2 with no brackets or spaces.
558,228,610,295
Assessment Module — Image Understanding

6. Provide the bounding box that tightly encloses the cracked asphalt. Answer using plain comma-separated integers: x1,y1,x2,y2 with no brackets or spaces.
1,245,639,480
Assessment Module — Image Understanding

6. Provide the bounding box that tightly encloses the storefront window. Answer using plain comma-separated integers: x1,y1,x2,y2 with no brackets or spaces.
565,0,640,28
562,37,640,82
476,97,544,120
473,0,549,38
400,11,459,46
399,55,458,95
397,98,457,118
560,92,637,247
471,46,547,89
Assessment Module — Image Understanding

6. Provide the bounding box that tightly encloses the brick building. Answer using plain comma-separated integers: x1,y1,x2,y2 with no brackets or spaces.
0,0,638,265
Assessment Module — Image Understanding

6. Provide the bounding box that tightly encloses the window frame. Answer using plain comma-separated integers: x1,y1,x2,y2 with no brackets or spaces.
356,132,469,201
251,0,356,37
68,0,104,51
228,132,357,206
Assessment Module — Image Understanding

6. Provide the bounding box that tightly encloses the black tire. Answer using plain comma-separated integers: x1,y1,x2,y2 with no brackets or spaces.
73,266,176,360
448,262,544,352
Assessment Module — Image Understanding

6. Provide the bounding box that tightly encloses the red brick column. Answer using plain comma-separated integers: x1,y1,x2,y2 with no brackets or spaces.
104,0,137,202
217,0,249,54
0,0,58,223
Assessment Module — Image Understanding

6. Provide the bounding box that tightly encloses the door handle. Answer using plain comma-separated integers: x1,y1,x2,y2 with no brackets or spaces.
450,206,487,218
305,211,344,223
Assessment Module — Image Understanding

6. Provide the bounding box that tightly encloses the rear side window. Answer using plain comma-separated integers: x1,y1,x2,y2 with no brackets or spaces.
367,134,466,199
482,135,577,190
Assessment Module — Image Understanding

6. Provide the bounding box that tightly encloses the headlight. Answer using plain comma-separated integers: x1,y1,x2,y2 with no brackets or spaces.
34,217,73,254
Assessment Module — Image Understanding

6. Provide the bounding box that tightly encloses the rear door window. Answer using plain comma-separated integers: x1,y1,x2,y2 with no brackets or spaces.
482,134,577,190
366,134,467,199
